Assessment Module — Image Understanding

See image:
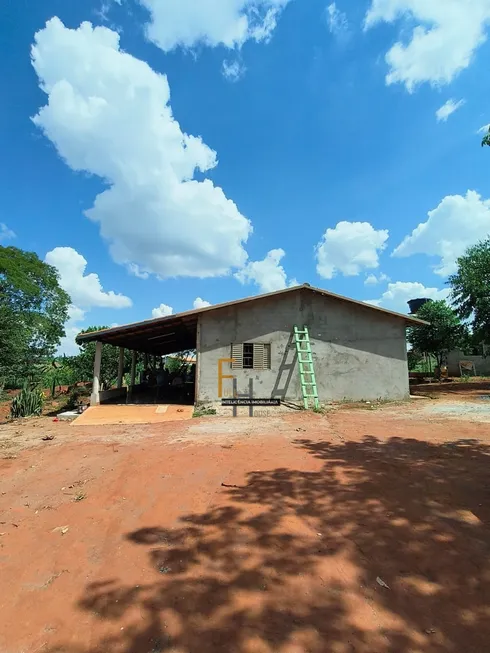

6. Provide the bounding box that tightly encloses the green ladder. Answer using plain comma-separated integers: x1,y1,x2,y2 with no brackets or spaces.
293,325,319,410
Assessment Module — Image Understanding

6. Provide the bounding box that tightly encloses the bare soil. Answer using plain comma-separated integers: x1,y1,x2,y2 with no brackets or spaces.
1,399,490,653
411,379,490,399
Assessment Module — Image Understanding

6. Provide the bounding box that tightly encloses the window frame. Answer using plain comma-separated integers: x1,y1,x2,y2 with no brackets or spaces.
231,342,271,370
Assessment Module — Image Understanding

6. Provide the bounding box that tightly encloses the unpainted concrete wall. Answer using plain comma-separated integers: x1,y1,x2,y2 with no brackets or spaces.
197,289,409,403
447,350,490,376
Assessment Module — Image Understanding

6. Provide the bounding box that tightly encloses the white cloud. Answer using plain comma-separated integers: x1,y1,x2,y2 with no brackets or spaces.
127,263,149,280
364,272,390,286
138,0,291,52
478,123,490,134
45,246,132,309
58,305,86,356
436,98,465,122
364,0,490,91
152,303,173,318
326,3,348,36
46,245,131,355
315,221,389,279
222,59,246,82
235,248,294,293
31,18,252,280
193,297,212,309
393,190,490,276
366,281,449,314
0,223,15,242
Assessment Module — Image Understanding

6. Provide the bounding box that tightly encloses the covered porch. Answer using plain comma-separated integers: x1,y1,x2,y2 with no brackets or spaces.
76,311,200,408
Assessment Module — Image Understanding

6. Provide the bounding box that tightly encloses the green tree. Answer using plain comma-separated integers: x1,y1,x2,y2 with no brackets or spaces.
165,350,195,375
408,300,467,375
449,238,490,343
482,126,490,147
0,246,70,383
74,327,132,390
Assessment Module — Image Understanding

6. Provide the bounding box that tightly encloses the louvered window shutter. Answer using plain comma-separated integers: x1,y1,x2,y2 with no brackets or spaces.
263,344,271,369
253,343,265,370
231,344,243,369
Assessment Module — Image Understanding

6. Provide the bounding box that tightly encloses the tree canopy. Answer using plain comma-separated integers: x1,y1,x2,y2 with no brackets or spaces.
482,127,490,147
0,246,70,383
408,300,467,372
449,238,490,343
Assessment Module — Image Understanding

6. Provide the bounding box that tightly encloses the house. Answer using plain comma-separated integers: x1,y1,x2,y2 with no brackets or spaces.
76,284,425,406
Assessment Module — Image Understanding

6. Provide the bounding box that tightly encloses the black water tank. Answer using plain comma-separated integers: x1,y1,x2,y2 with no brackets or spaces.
408,298,431,314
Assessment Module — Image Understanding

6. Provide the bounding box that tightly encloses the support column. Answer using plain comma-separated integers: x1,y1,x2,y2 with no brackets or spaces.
90,341,103,406
128,350,137,402
195,315,201,405
117,347,125,388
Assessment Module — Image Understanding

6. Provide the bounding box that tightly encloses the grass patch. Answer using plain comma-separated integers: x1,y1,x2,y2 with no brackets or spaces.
193,406,217,418
312,404,327,414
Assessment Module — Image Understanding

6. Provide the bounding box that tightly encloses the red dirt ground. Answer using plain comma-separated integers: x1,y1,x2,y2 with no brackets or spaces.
411,380,490,400
1,403,490,653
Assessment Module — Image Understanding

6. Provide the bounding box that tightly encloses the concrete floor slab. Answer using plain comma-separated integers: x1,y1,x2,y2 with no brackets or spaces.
71,404,193,426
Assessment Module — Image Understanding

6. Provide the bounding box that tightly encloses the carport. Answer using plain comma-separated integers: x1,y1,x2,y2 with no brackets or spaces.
76,311,200,406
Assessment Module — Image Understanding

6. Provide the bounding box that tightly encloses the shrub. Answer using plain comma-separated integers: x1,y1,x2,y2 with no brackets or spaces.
66,384,91,410
10,382,45,418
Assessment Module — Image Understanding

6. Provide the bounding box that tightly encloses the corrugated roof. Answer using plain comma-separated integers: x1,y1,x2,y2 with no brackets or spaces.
75,284,427,354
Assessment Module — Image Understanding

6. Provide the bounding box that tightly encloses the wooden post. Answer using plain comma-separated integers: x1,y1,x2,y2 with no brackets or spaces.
90,341,103,406
117,347,125,388
128,350,137,402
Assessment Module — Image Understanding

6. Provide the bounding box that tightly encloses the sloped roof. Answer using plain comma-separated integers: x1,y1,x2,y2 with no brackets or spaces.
76,283,427,355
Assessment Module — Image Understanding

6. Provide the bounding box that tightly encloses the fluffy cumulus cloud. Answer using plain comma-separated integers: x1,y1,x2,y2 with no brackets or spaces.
364,0,490,91
138,0,291,52
315,221,389,279
0,223,15,242
152,303,174,318
193,297,212,309
58,305,86,356
393,190,490,276
45,247,132,309
31,18,252,280
366,281,449,314
46,245,132,355
436,99,465,122
235,248,296,293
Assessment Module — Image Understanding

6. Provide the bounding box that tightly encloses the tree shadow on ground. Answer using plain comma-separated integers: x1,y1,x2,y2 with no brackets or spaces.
48,435,490,653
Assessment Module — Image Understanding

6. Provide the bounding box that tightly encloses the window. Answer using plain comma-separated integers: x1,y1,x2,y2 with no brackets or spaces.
231,343,271,370
243,343,254,369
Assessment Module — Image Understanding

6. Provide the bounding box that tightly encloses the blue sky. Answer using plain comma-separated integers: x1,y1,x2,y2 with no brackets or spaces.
2,0,490,353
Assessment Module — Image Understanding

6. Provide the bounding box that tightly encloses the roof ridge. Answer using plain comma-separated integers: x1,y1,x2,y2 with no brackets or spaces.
76,283,427,345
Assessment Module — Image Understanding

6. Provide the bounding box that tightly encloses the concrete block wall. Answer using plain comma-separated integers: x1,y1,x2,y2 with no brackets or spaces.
197,289,409,403
446,350,490,376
